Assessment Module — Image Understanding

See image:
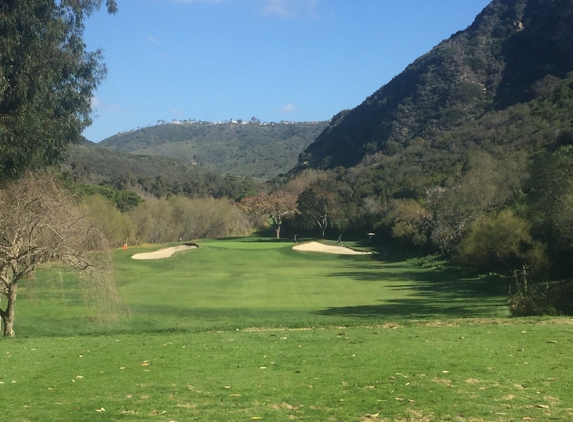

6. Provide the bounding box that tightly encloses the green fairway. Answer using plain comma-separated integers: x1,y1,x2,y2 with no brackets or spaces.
5,239,571,421
14,238,508,337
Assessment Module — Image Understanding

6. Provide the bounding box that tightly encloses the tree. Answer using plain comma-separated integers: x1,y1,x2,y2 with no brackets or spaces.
528,146,573,249
0,0,117,180
0,172,111,337
427,151,523,254
388,199,430,247
296,179,342,238
457,210,539,273
240,191,297,238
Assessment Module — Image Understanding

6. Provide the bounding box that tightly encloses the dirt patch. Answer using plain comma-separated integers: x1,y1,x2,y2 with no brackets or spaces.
432,377,452,387
293,241,373,255
132,244,198,260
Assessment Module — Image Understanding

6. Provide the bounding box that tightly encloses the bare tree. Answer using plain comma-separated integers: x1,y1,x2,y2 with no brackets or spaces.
239,191,297,239
296,179,344,238
0,172,112,337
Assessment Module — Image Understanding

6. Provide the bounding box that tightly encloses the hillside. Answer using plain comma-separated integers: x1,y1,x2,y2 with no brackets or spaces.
295,0,573,171
277,0,573,307
99,120,327,179
65,143,263,200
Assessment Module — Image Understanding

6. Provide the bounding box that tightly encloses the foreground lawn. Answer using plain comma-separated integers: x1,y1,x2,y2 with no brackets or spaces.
14,238,509,336
1,320,572,421
6,239,571,420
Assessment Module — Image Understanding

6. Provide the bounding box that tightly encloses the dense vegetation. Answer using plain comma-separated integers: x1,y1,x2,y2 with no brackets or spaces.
277,0,573,316
65,143,264,201
296,0,573,171
99,120,327,179
77,194,260,247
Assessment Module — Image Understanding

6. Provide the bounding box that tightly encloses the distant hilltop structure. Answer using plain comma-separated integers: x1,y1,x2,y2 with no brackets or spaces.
159,117,324,127
114,117,326,137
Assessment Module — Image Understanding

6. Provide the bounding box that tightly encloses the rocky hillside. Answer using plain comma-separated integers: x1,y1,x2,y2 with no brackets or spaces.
295,0,573,171
99,120,327,179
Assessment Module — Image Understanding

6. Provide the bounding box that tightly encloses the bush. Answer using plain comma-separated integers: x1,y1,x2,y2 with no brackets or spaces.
457,209,535,271
509,279,573,316
79,194,134,247
127,196,252,244
389,199,430,247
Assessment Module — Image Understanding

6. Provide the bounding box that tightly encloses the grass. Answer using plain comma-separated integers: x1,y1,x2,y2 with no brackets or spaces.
1,321,572,421
14,238,509,336
5,238,571,421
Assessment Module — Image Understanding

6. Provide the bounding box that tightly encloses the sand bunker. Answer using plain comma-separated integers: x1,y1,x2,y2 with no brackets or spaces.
293,241,372,255
132,244,198,260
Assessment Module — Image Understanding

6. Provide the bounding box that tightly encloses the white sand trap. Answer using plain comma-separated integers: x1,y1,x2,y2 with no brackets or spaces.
293,241,372,255
132,244,197,260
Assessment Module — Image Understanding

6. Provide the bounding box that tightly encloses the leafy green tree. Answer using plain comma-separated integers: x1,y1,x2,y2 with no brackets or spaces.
526,146,573,289
457,210,544,273
388,199,430,247
528,146,573,250
427,151,524,254
0,0,117,179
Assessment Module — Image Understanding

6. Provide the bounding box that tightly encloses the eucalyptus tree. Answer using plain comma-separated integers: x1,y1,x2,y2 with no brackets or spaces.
0,0,117,179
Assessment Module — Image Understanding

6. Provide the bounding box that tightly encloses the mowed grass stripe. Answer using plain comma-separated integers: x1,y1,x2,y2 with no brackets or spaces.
117,241,392,310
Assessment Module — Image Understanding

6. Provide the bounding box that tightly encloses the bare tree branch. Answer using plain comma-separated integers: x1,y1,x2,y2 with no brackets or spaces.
0,171,113,337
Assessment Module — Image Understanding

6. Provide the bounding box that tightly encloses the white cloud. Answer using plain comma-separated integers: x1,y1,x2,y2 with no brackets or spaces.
91,97,102,110
90,97,124,114
107,104,125,113
147,35,160,46
170,107,185,116
277,102,301,114
262,0,319,17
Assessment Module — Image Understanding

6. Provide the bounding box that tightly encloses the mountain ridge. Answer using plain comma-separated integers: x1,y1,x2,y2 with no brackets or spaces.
99,120,327,180
294,0,573,172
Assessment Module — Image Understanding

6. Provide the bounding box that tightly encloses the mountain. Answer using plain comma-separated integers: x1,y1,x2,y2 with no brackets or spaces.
294,0,573,172
98,120,327,180
280,0,573,302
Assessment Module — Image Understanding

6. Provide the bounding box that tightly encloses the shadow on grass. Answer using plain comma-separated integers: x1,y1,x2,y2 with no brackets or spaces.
317,262,509,320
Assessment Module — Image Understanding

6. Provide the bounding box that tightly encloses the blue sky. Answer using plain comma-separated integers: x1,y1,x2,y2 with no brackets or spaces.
83,0,492,142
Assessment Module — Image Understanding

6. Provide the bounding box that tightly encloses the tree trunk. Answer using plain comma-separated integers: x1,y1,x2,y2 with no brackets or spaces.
318,218,328,238
275,225,281,239
1,285,17,337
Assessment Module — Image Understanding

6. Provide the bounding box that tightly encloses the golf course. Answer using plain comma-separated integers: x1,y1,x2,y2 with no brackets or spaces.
2,238,572,421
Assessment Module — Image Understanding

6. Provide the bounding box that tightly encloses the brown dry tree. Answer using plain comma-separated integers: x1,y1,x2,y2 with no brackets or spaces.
0,172,116,337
